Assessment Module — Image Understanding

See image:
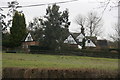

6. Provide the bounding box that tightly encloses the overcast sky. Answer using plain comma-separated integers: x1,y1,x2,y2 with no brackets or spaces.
0,0,118,40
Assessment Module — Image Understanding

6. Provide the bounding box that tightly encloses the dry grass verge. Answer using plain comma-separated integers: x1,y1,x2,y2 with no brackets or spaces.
2,67,119,79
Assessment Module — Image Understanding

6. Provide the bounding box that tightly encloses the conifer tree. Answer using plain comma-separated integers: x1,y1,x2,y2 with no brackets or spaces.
41,4,70,51
10,11,26,48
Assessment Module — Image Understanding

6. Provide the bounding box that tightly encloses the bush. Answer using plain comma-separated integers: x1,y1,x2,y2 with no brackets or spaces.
61,44,78,52
28,45,119,59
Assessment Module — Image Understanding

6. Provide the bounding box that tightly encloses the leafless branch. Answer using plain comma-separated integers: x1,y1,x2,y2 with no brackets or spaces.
75,14,86,28
75,11,103,37
86,11,103,36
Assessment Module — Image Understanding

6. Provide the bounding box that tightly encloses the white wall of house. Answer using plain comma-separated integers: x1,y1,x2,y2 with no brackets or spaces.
76,33,85,42
85,39,96,47
64,35,77,44
25,33,33,42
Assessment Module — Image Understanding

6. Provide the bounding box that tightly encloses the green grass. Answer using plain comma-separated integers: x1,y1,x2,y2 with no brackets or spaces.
2,53,119,71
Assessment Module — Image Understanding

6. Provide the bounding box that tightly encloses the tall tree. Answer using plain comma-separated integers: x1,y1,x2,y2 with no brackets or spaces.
0,8,6,33
87,12,103,36
97,0,118,11
75,15,86,35
75,11,103,37
28,17,43,31
2,1,21,33
40,4,70,51
98,1,120,52
27,17,44,41
10,11,27,48
109,23,120,49
2,1,23,49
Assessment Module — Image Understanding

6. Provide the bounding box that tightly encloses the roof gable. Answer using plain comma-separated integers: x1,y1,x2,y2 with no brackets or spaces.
25,33,34,42
64,35,77,44
76,33,85,42
85,39,96,47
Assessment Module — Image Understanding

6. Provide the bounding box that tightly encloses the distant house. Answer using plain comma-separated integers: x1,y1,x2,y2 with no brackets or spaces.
64,33,96,49
85,36,97,44
96,40,108,49
64,34,77,44
21,33,39,52
85,39,96,48
76,33,85,43
64,34,79,48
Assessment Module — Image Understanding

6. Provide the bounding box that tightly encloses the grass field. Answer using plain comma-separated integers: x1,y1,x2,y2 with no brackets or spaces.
2,53,119,71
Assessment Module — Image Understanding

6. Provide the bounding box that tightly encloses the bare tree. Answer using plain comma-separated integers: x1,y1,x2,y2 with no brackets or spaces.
98,1,120,51
110,23,120,48
97,0,119,11
110,24,119,40
75,14,86,35
115,24,120,41
86,12,103,37
75,11,103,37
